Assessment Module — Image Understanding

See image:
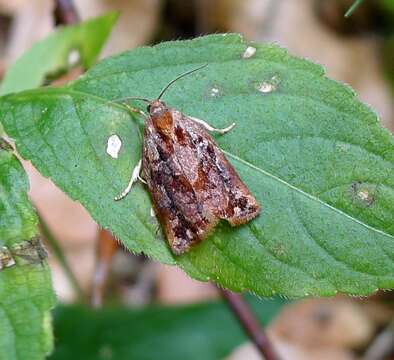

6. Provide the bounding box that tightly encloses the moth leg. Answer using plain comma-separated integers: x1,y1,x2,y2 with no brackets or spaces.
123,103,148,118
189,116,235,135
138,175,147,184
114,159,142,201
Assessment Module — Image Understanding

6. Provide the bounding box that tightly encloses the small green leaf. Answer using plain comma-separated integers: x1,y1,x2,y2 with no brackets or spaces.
49,297,285,360
1,34,393,297
0,142,56,360
0,12,118,96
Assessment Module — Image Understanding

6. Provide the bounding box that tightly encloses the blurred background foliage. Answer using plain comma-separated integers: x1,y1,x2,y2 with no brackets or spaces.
0,0,393,359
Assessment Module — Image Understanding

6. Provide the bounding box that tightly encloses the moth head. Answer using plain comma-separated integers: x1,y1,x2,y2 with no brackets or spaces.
148,100,167,116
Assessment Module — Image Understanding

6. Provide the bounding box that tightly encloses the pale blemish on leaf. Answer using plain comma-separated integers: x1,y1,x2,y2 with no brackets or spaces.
350,182,376,206
211,87,220,97
106,134,122,159
336,142,351,152
357,189,374,205
99,345,113,359
68,49,81,67
242,46,256,59
257,75,280,93
272,243,287,258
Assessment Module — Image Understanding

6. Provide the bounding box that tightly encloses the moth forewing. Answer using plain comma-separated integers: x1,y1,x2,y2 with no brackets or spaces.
141,103,260,255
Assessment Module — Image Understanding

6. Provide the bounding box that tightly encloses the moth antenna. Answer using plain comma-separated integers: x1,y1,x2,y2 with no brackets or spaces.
157,63,208,100
111,96,151,104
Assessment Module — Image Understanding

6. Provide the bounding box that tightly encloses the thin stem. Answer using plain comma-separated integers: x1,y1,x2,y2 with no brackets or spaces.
91,229,119,308
38,212,86,302
344,0,364,18
54,0,80,25
218,287,280,360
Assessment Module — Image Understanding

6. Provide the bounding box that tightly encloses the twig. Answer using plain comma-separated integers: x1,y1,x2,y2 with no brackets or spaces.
54,0,80,25
38,212,86,302
344,0,364,18
91,229,119,308
218,287,280,360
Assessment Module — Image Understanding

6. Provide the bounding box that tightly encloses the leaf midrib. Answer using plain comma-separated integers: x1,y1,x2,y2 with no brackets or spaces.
7,86,392,241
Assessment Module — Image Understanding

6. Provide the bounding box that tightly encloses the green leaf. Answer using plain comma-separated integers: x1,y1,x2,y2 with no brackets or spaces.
49,297,285,360
381,0,394,15
1,34,393,297
0,140,56,360
0,12,118,96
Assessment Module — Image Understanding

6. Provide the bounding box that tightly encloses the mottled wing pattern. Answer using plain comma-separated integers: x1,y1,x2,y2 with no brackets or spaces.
142,107,260,255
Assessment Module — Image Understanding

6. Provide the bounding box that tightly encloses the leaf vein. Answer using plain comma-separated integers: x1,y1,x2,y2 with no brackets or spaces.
223,150,394,241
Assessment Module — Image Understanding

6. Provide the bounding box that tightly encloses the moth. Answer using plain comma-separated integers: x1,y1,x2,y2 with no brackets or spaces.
115,65,261,255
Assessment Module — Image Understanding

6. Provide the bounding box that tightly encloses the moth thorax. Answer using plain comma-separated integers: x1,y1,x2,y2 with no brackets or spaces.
151,104,174,136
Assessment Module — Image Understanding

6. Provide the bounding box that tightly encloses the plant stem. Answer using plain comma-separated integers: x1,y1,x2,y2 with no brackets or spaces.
218,287,280,360
344,0,364,18
38,213,86,302
54,0,80,25
91,229,119,308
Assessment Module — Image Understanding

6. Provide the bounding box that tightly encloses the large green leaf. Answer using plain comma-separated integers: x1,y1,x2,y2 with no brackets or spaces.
1,34,393,297
49,297,285,360
0,140,56,360
0,12,118,96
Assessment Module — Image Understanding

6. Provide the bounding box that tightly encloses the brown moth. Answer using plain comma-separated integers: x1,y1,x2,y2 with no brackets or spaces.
115,65,261,255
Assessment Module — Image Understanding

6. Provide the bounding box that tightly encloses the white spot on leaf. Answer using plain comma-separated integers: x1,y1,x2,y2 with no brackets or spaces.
106,135,122,159
242,46,256,59
150,207,156,217
336,143,350,152
211,87,220,97
68,49,80,66
257,75,280,93
351,182,375,206
358,190,370,202
258,83,274,93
